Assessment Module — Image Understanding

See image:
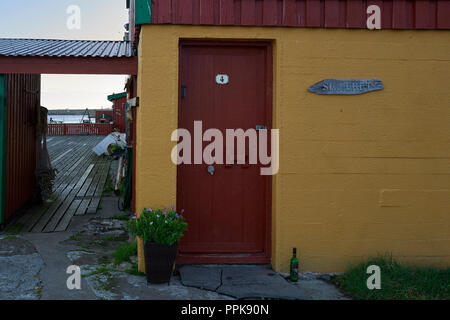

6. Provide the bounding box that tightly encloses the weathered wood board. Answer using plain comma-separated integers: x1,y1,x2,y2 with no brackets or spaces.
16,136,112,233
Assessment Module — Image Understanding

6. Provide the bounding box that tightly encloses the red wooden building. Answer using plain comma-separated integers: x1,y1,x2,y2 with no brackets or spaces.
95,110,113,124
108,92,127,133
0,74,40,225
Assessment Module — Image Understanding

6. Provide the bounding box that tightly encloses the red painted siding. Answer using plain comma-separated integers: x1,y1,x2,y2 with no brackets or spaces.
111,96,128,133
126,75,138,216
129,0,138,46
127,77,138,145
5,74,39,221
148,0,450,29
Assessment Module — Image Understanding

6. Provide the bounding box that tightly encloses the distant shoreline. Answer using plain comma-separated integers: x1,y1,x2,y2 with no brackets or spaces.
48,114,97,124
47,109,112,116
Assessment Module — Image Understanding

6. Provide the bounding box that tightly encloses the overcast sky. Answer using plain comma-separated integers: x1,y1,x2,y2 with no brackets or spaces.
0,0,130,109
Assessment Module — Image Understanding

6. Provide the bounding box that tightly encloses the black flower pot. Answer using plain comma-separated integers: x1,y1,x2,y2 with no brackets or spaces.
144,242,178,284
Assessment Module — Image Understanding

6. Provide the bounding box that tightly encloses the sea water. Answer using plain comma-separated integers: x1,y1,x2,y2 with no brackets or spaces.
47,115,94,124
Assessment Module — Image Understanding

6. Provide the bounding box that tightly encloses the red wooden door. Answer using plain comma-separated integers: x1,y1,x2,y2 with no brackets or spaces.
177,41,272,264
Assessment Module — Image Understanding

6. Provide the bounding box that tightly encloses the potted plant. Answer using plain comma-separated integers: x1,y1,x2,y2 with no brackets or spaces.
127,206,188,284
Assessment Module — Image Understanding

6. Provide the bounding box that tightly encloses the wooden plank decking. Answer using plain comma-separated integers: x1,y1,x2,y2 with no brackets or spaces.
17,136,111,233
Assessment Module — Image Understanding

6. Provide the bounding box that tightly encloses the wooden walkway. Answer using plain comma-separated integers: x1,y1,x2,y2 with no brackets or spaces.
17,136,111,233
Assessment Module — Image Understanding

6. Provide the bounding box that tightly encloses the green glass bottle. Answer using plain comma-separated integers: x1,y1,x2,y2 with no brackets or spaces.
290,248,299,282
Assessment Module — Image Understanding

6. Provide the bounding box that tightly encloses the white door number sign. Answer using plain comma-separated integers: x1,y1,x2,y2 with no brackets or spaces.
216,74,229,85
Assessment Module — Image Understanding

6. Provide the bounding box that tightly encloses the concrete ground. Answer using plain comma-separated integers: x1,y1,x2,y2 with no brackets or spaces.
1,196,230,300
1,194,348,300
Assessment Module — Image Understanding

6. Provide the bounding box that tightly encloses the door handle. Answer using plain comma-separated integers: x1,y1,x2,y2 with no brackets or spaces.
207,165,215,176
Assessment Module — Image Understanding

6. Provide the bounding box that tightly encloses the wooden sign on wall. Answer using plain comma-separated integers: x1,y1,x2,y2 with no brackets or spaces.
308,79,384,95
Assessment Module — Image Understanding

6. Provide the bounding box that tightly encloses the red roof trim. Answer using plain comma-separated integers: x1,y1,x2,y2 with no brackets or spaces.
0,56,137,75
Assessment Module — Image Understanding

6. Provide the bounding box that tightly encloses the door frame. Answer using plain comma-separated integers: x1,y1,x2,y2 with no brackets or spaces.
177,40,273,264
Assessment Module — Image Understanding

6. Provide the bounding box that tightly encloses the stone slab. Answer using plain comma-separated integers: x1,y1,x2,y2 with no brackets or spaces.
0,237,43,300
179,265,309,300
0,236,37,256
218,265,308,300
179,265,222,291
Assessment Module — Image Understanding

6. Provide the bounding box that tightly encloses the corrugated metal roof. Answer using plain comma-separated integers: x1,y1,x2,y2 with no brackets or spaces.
145,0,450,30
0,39,134,57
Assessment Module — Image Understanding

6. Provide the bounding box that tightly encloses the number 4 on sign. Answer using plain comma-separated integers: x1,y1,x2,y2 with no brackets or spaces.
216,74,229,85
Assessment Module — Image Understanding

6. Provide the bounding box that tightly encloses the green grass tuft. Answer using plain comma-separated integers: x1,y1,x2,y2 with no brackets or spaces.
68,231,83,241
334,254,450,300
35,287,42,299
102,236,128,242
112,241,137,265
83,266,113,278
126,262,145,276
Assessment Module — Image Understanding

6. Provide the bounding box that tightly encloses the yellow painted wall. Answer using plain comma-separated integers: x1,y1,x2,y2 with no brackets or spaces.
136,25,450,273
